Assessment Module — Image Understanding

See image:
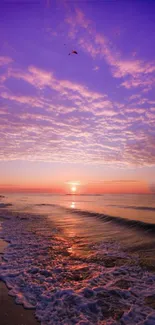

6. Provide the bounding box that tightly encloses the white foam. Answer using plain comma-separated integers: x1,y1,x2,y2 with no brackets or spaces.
0,212,155,324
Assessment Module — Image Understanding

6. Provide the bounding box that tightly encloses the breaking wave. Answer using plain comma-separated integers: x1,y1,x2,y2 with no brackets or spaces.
34,203,155,233
60,206,155,234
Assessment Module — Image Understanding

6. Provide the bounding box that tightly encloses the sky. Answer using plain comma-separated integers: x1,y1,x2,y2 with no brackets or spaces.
0,0,155,194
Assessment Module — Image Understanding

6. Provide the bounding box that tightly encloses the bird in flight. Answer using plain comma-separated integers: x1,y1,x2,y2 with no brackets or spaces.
68,50,78,55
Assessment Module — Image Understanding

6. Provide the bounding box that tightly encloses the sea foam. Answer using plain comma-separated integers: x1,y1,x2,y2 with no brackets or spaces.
0,211,155,324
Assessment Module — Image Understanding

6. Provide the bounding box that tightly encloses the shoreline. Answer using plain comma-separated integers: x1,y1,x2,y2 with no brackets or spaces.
0,220,40,325
0,281,40,325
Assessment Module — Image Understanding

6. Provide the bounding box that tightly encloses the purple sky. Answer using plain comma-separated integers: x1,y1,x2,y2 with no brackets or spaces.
0,0,155,193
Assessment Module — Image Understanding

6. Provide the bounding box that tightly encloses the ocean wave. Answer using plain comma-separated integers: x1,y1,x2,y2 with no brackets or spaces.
64,207,155,234
0,203,12,208
35,203,155,233
0,211,155,324
36,203,57,207
108,204,155,211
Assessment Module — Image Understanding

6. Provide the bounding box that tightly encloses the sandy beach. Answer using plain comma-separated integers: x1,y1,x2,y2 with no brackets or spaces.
0,281,40,325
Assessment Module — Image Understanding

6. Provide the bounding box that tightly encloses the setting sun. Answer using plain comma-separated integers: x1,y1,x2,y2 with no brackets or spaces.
71,186,76,193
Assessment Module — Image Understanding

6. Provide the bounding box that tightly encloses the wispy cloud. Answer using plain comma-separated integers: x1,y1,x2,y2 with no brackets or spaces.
93,66,99,71
1,92,44,108
65,8,155,90
0,56,13,66
7,65,112,113
0,63,155,166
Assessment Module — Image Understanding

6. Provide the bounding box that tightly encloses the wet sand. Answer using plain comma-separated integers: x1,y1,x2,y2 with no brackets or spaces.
0,229,39,325
0,281,40,325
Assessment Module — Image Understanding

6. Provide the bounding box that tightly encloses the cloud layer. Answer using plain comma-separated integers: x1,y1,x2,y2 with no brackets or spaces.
0,4,155,168
0,59,155,166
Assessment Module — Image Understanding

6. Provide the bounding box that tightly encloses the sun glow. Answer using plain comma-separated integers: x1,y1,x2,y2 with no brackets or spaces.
71,186,76,193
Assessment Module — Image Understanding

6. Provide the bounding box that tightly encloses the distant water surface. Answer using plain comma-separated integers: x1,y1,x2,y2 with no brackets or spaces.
2,192,155,222
1,193,155,252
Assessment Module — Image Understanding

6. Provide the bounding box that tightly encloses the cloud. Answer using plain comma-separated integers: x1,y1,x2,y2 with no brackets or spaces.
88,179,143,184
6,65,113,115
129,94,142,101
121,75,155,91
1,92,45,108
0,56,13,66
93,66,99,71
0,56,13,87
65,8,155,90
65,181,81,185
0,64,155,166
113,60,155,78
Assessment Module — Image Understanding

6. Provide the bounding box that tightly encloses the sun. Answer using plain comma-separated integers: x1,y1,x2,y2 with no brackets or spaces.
71,186,76,193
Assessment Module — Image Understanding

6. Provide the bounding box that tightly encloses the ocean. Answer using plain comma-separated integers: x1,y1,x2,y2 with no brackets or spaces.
0,193,155,324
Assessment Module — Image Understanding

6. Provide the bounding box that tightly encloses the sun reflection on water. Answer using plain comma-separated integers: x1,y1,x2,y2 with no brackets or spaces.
70,202,75,209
